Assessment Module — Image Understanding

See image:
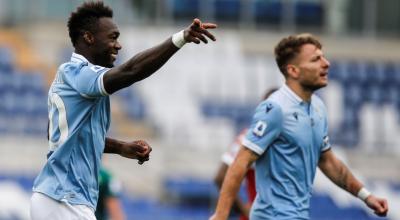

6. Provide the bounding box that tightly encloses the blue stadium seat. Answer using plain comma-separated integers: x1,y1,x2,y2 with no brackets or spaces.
169,0,200,19
345,60,363,84
116,88,147,120
253,0,282,25
0,46,15,73
163,177,218,207
295,1,324,26
382,61,398,86
214,0,241,22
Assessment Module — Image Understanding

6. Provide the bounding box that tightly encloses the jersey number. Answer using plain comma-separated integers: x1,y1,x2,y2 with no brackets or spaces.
48,93,69,151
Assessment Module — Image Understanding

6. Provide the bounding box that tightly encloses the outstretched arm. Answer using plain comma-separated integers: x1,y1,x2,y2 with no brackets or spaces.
104,137,152,165
211,146,258,220
318,149,388,217
103,18,217,94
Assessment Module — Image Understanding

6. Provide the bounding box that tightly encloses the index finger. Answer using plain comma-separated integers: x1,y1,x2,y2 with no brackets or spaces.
198,28,216,41
201,23,217,29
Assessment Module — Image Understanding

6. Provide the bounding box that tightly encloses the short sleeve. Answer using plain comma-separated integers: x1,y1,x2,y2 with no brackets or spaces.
321,105,331,152
65,65,110,98
242,101,283,155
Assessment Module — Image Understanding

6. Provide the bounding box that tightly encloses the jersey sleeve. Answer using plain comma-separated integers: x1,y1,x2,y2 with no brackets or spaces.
321,104,331,152
64,65,110,98
242,101,283,155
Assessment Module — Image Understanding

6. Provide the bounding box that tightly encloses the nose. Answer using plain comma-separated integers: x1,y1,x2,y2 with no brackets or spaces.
322,57,330,69
115,41,122,50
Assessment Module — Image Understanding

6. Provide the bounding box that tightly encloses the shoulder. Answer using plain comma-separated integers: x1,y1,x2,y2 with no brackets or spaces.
80,65,109,75
256,99,283,117
252,100,284,128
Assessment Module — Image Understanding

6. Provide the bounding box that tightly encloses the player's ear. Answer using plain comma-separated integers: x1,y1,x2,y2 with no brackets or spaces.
286,64,300,79
83,31,94,45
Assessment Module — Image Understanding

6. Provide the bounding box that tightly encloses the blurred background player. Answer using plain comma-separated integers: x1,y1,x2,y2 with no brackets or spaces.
96,166,125,220
210,33,388,220
213,88,277,220
30,1,217,219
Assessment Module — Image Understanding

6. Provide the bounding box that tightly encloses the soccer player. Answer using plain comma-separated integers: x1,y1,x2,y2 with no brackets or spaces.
95,167,125,220
30,1,217,219
210,34,388,220
214,88,277,220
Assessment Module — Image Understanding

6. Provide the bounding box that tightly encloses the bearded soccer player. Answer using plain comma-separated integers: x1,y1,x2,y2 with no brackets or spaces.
210,34,388,220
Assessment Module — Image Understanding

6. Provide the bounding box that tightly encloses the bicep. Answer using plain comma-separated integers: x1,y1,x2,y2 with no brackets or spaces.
235,146,259,169
318,149,341,176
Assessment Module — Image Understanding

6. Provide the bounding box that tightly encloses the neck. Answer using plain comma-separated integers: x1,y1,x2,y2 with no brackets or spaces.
285,80,313,102
74,47,95,65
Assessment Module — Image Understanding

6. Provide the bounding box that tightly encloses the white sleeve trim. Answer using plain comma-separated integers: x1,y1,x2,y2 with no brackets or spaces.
98,70,110,96
242,138,264,155
321,144,331,152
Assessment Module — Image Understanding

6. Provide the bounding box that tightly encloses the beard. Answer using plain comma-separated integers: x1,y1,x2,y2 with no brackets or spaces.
301,80,327,92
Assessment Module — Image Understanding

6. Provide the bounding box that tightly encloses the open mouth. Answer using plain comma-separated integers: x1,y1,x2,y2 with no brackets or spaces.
111,53,117,61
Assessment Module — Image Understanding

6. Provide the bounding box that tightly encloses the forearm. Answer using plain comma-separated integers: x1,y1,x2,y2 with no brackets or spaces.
215,163,248,219
104,137,125,154
104,38,179,93
319,156,363,197
214,164,249,216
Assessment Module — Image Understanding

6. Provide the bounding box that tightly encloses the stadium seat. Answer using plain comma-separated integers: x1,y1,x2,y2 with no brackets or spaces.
169,0,200,20
253,0,282,25
0,46,15,73
295,1,324,26
214,0,241,22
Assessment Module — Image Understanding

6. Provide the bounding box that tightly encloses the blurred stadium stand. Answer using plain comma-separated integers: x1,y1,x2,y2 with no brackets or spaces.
0,0,400,219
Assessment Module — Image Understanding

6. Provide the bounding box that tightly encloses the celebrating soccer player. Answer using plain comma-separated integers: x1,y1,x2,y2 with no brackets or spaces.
29,1,217,219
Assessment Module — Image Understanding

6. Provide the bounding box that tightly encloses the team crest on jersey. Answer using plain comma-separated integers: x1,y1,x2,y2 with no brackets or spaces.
253,120,267,137
91,65,106,73
293,112,298,121
266,103,273,113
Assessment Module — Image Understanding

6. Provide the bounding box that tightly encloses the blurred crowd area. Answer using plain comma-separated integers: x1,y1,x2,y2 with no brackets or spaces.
0,0,400,219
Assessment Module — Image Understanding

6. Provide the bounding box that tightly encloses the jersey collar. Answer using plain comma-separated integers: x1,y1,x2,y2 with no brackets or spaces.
71,52,89,65
281,84,306,105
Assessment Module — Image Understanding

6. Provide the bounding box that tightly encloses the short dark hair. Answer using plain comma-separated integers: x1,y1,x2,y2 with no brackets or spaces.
67,1,113,46
274,33,322,76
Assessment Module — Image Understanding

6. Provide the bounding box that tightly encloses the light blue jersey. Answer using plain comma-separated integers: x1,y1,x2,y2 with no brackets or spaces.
243,85,331,220
33,53,111,209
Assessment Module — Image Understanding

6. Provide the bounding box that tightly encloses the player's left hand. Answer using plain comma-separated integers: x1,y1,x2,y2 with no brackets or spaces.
184,18,217,44
365,195,389,217
120,140,152,164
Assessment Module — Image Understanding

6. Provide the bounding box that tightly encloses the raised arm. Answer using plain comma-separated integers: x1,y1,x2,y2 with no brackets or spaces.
103,18,217,94
104,137,152,165
318,149,388,217
211,146,259,220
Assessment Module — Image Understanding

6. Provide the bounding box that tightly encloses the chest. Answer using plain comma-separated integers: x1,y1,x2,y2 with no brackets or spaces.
281,105,325,150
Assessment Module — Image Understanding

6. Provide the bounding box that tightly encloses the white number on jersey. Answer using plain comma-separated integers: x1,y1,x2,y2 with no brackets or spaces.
48,93,69,151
